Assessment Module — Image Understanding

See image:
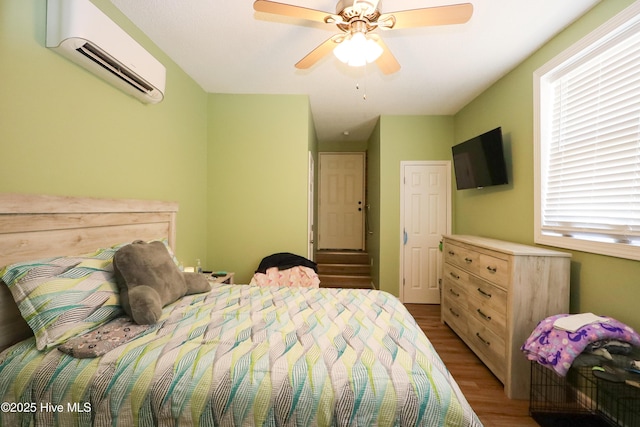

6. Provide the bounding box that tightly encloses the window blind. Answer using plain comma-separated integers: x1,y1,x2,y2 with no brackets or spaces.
541,27,640,244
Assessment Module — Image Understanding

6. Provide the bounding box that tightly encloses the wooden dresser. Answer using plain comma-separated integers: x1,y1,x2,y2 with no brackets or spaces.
441,235,571,399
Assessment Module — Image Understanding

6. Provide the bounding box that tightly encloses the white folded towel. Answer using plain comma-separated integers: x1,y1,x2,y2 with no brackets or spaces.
553,313,610,332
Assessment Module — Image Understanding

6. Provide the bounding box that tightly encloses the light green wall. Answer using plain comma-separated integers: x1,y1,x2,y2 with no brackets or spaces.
375,116,454,295
453,0,640,329
206,94,312,283
0,0,209,264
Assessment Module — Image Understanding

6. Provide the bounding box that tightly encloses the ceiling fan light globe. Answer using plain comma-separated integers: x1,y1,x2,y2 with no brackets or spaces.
333,38,353,63
348,55,367,67
351,31,367,45
333,31,383,67
364,38,383,62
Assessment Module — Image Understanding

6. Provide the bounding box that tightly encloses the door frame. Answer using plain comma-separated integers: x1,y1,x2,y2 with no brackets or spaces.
308,151,315,260
398,160,452,303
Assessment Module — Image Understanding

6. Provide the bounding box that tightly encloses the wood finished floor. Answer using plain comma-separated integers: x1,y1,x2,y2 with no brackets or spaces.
405,304,539,427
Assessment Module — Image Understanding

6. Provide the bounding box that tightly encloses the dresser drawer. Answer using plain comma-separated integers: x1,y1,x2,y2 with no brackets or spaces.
443,263,470,289
442,295,468,337
445,242,509,288
468,317,506,381
476,253,509,289
444,243,478,271
467,279,507,337
442,276,467,304
467,275,507,317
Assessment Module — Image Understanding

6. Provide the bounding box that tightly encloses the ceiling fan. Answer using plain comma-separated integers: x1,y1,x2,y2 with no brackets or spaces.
253,0,473,74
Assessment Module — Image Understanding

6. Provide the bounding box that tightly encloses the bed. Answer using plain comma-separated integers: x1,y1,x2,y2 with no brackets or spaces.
0,194,483,426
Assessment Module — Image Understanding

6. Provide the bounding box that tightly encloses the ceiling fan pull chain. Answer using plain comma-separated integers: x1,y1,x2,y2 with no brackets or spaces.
355,80,366,100
362,77,366,100
362,63,368,100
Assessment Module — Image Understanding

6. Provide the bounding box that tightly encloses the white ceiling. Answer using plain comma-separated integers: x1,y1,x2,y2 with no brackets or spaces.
110,0,600,142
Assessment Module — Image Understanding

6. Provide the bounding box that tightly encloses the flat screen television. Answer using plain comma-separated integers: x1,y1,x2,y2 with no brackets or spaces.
452,127,508,190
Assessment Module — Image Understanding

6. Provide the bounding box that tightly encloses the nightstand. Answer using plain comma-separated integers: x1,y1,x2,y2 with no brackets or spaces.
207,272,235,285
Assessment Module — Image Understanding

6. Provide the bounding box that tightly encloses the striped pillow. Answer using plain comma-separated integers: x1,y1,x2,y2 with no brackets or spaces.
0,246,123,350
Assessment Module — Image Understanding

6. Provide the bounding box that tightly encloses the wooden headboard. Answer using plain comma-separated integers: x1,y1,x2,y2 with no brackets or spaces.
0,193,178,351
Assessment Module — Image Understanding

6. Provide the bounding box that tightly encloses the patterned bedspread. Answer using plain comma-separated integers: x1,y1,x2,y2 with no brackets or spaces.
0,285,482,427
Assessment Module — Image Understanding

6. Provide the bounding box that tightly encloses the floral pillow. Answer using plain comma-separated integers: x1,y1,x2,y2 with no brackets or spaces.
57,316,153,358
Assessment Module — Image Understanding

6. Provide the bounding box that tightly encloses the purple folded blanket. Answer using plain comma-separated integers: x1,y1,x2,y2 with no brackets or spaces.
522,314,640,376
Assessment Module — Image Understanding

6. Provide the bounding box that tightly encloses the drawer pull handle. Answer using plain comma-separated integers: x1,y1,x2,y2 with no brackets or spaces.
448,250,455,256
449,272,460,280
477,288,492,299
449,308,460,318
448,288,460,297
477,309,492,321
476,333,490,347
486,266,497,273
464,257,473,264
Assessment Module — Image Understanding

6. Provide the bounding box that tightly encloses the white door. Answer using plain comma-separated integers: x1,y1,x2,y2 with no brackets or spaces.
400,161,451,304
318,153,365,250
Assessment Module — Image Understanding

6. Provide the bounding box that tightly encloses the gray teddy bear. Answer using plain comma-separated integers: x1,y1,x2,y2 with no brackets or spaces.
113,240,210,324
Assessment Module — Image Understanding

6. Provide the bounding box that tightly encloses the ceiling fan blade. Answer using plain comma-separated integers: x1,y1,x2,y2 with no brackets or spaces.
374,38,400,75
253,0,331,24
384,3,473,29
295,36,340,70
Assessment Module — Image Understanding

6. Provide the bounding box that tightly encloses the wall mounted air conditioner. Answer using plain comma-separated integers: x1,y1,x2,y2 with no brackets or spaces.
46,0,166,104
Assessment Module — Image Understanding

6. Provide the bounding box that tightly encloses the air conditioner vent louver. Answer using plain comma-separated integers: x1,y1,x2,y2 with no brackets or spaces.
46,0,166,104
76,42,154,95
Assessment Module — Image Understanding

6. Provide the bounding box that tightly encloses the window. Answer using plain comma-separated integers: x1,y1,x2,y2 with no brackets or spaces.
534,3,640,261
